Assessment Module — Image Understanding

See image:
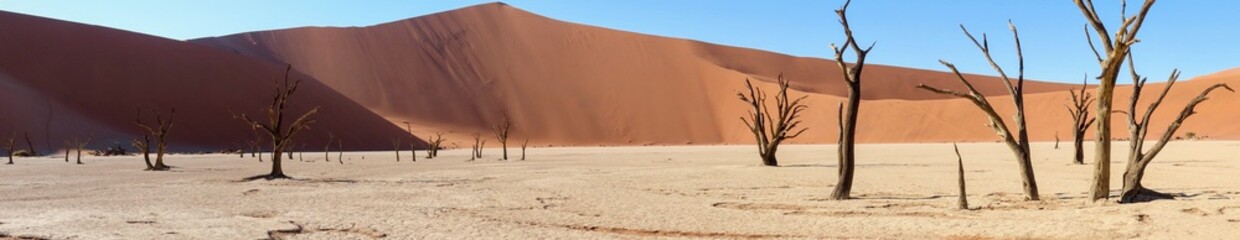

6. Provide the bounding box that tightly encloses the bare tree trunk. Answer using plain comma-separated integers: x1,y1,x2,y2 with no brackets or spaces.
234,65,320,180
1067,78,1095,165
23,132,36,156
4,134,15,165
521,138,528,161
337,140,343,164
828,0,871,200
393,138,401,162
493,118,512,160
1078,0,1157,202
63,141,70,162
916,22,1039,200
1054,133,1060,150
954,143,968,210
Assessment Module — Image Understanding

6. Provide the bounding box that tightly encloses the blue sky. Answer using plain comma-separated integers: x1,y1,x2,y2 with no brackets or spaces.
2,1,1237,83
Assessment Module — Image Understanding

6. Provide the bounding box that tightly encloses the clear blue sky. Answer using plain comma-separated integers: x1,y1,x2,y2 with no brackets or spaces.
2,1,1237,83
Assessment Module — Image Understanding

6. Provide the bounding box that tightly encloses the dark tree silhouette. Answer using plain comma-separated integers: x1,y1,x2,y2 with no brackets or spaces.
492,117,512,160
954,143,969,210
736,75,808,167
4,133,15,165
136,108,175,170
828,0,873,200
1066,78,1096,165
234,65,320,180
916,22,1039,200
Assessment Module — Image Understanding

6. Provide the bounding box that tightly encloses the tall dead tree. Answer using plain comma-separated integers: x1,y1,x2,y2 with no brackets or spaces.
133,134,153,169
136,108,175,170
63,140,70,162
1066,78,1096,165
392,138,402,162
234,65,320,180
1117,56,1232,203
916,22,1040,200
954,143,968,210
1077,0,1157,202
404,121,417,161
324,133,333,163
492,117,512,160
828,0,873,200
4,134,15,165
336,139,343,164
736,75,808,167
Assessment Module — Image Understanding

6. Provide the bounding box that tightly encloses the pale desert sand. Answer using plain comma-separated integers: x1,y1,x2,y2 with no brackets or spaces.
3,141,1239,239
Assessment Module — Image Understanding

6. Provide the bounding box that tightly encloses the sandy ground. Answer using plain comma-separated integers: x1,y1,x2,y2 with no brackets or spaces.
2,141,1240,239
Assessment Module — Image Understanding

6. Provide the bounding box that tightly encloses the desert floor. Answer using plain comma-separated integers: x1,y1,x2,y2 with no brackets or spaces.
2,142,1239,239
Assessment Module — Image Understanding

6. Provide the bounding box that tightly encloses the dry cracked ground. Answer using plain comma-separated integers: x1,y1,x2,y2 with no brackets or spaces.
3,142,1240,239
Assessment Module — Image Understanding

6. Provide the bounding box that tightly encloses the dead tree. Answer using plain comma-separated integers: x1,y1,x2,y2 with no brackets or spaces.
4,134,15,165
492,117,512,160
73,135,92,165
828,0,873,200
736,75,808,167
336,139,343,164
1054,133,1060,150
1078,0,1157,202
392,138,402,162
954,143,968,210
916,23,1039,200
133,133,153,169
246,139,260,159
324,133,333,163
426,132,445,159
521,138,529,161
1117,56,1232,203
404,121,417,161
470,133,481,161
234,65,320,180
63,141,70,162
136,108,175,170
298,143,305,162
1066,78,1096,165
23,132,36,156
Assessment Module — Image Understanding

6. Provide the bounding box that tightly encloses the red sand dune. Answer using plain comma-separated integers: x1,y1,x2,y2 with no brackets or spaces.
2,2,1237,152
0,11,418,152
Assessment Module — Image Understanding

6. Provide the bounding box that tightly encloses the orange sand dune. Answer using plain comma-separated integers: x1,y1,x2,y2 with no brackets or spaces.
189,3,1105,146
0,11,419,152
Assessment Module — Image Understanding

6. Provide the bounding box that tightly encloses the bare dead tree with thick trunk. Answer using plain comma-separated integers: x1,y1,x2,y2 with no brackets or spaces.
1117,56,1232,203
736,75,808,167
4,134,15,165
828,0,873,200
916,22,1040,200
954,143,968,210
521,138,529,161
234,65,320,180
425,132,445,159
493,117,512,160
136,108,175,170
1066,78,1096,165
1077,0,1157,202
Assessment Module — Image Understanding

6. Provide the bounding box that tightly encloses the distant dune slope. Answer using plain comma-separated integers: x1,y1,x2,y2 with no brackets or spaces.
3,2,1235,150
0,11,419,152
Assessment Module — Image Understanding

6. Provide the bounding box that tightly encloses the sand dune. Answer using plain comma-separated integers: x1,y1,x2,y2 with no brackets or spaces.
0,11,419,152
191,2,1239,146
1,2,1236,150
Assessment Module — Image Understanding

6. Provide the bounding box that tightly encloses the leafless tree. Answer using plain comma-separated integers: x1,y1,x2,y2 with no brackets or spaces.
404,121,417,161
954,143,968,210
1117,55,1232,203
425,132,446,159
324,132,333,163
521,138,529,161
23,132,36,156
392,138,402,162
828,0,873,200
1066,78,1096,165
916,22,1040,200
4,133,15,165
133,134,153,169
493,117,512,160
136,108,175,170
336,139,343,164
1077,0,1157,202
736,75,808,167
73,134,92,165
63,140,70,162
234,65,320,180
